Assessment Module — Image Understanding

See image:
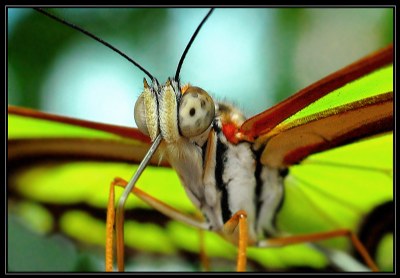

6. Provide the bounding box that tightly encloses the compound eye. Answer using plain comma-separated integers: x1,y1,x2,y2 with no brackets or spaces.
178,87,215,138
133,93,149,135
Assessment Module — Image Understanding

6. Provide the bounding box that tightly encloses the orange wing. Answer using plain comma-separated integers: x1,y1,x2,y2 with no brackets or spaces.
237,44,393,168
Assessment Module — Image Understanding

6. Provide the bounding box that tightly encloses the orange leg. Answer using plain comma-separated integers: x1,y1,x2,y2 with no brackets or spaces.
199,229,210,271
223,210,248,272
105,177,209,272
105,178,126,272
105,178,116,272
259,229,378,272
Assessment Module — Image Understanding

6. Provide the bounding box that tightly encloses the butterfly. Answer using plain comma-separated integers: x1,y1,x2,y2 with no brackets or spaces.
9,8,390,272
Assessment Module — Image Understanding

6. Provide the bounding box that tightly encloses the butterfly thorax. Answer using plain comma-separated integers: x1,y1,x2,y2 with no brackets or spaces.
134,80,285,244
165,102,286,244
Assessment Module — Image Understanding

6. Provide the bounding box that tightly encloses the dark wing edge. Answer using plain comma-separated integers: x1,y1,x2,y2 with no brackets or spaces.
239,44,393,142
237,44,393,168
261,92,392,168
7,106,170,166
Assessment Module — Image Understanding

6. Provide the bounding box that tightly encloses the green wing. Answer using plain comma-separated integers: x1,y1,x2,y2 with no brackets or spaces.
7,110,248,271
8,109,199,271
8,107,393,272
237,44,393,271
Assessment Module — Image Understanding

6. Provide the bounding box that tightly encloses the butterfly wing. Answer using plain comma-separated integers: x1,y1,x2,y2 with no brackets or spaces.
9,108,276,271
237,45,393,270
239,44,393,168
7,108,206,271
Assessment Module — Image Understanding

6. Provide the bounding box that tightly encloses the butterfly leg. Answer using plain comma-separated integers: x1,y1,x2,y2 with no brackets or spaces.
223,210,248,271
257,229,378,272
105,177,118,271
106,177,209,272
199,229,210,271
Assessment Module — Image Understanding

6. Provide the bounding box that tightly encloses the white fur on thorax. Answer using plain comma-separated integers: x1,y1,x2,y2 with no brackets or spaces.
217,132,258,240
256,166,284,238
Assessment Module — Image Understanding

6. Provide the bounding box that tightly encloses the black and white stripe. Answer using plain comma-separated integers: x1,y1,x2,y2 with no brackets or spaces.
167,103,286,242
202,117,284,241
214,124,232,223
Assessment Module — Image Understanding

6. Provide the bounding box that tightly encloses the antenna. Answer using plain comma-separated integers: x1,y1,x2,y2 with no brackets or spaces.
175,8,214,81
34,8,157,83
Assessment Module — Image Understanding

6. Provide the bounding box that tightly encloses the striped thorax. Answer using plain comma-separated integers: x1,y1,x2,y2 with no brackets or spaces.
134,79,286,245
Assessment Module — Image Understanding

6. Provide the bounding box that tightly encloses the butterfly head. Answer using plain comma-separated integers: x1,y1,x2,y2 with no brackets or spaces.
134,78,215,144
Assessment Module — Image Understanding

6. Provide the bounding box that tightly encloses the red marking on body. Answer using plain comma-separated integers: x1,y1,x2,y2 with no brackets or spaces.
222,123,240,144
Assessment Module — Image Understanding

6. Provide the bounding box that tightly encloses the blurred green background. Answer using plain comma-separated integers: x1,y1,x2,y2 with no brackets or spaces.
7,7,393,272
8,7,393,126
